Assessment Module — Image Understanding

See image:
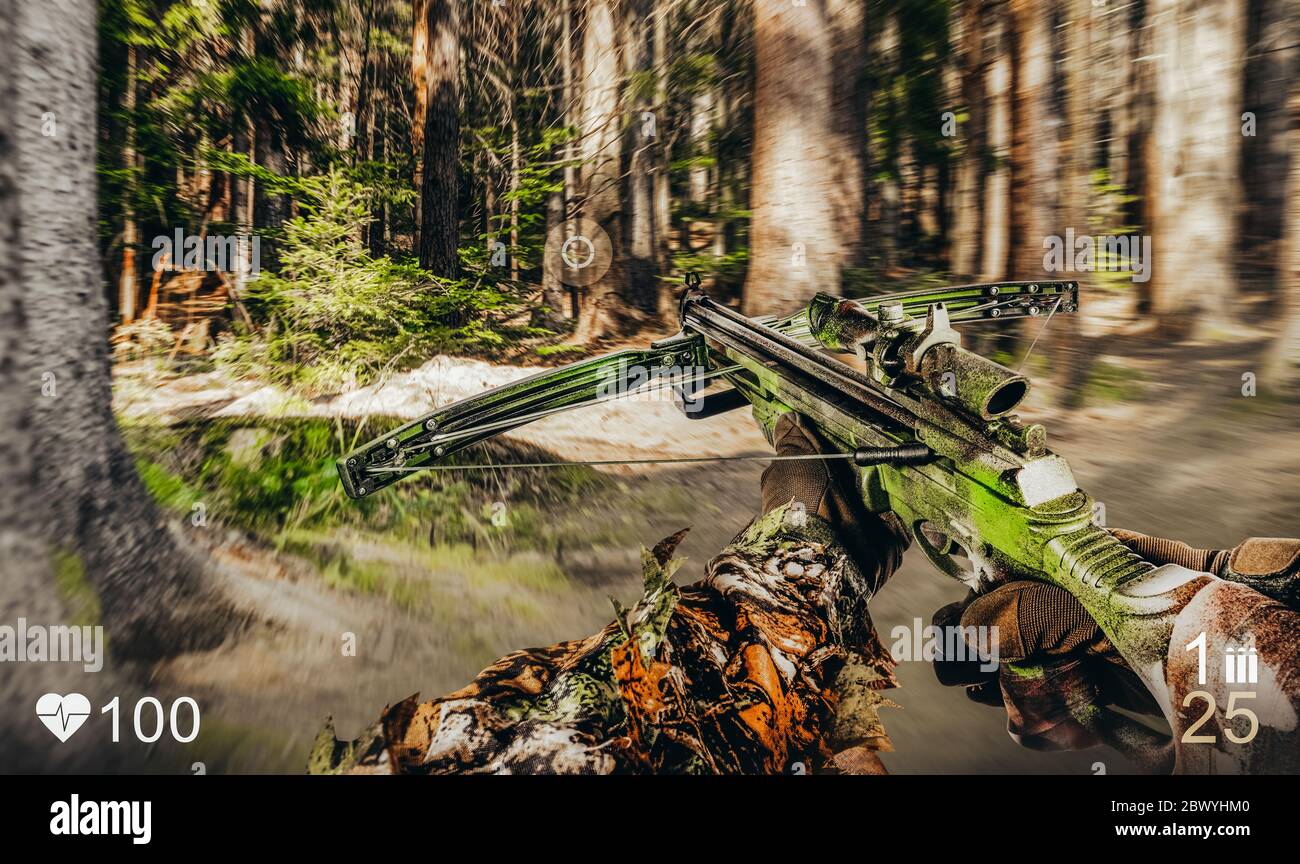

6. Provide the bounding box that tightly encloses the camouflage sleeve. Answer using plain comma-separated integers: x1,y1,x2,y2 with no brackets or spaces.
309,503,903,775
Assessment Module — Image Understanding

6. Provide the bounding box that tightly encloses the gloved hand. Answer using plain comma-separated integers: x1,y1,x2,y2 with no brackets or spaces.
933,528,1300,767
1109,528,1300,609
931,579,1159,751
759,412,910,594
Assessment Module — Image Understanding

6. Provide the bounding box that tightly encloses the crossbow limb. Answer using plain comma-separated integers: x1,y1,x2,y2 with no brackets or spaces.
337,277,1076,498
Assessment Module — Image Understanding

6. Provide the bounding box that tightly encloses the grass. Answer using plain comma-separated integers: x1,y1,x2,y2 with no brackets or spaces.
1080,360,1145,405
534,344,587,358
52,549,102,629
122,416,636,628
279,526,569,610
123,416,613,550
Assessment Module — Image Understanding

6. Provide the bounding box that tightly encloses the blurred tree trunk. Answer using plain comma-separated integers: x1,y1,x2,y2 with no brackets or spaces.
418,0,460,277
354,0,376,166
828,0,869,273
573,0,629,341
561,0,578,318
624,0,658,313
980,5,1010,282
652,5,673,316
871,12,900,274
1008,0,1058,281
538,0,577,326
339,3,361,157
712,87,733,271
369,95,388,258
1126,0,1156,314
0,0,226,669
253,4,288,271
745,0,846,315
1238,0,1295,294
1263,86,1300,385
950,0,986,281
509,4,521,285
1054,0,1095,407
118,42,138,324
688,89,713,203
412,0,427,239
540,191,569,325
1147,0,1245,338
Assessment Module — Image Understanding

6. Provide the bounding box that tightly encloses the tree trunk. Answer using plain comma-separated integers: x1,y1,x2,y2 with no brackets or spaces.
1238,0,1295,294
950,0,986,281
1262,87,1300,386
338,5,361,157
561,0,579,319
871,12,900,274
652,5,673,317
624,0,658,313
1008,0,1058,281
980,6,1011,282
572,0,628,341
688,89,712,203
539,191,570,326
412,0,428,239
418,0,460,277
509,3,521,284
0,1,226,691
827,0,869,272
1126,0,1156,314
744,0,841,315
1053,0,1096,407
118,42,138,324
1147,0,1245,337
369,95,388,258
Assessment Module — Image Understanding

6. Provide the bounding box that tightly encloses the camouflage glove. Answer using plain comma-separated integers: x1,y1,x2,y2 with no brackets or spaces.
760,412,910,594
934,528,1300,755
931,582,1157,750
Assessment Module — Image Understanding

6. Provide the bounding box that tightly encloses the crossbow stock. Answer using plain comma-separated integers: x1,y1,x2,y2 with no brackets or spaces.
337,276,1215,768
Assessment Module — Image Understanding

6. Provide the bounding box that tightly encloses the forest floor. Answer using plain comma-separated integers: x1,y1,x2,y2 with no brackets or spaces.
111,308,1300,774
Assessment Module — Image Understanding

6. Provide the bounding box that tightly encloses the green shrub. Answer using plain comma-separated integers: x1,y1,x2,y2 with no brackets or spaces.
213,169,519,395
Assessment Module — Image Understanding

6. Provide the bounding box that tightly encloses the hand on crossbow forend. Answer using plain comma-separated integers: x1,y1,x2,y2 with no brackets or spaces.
932,529,1300,774
760,413,912,597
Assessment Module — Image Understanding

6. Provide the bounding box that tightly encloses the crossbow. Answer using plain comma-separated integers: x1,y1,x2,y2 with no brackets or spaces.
337,276,1215,770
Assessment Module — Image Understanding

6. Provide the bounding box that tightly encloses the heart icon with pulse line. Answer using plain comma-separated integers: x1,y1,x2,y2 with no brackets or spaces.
36,692,92,742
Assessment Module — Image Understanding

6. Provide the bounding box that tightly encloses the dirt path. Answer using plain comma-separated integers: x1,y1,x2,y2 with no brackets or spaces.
115,354,772,467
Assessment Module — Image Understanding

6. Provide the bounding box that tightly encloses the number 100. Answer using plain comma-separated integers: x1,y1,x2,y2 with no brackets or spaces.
101,696,200,743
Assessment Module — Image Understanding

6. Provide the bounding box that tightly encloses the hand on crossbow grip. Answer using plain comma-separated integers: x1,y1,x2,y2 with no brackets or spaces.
931,582,1161,750
759,412,910,595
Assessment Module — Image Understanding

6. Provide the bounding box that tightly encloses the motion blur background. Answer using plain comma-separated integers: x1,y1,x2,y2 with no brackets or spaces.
0,0,1295,772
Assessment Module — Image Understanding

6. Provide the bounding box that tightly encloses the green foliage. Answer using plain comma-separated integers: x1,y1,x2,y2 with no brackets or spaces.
97,1,335,248
465,126,573,277
672,247,749,295
534,344,588,358
213,170,520,394
1081,360,1146,405
1088,167,1144,294
124,417,610,554
866,0,954,264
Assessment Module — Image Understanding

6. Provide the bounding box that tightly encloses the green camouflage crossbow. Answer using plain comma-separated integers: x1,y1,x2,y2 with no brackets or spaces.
338,276,1197,767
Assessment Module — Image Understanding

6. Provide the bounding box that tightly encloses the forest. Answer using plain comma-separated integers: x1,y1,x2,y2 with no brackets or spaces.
0,0,1295,772
97,0,1298,391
